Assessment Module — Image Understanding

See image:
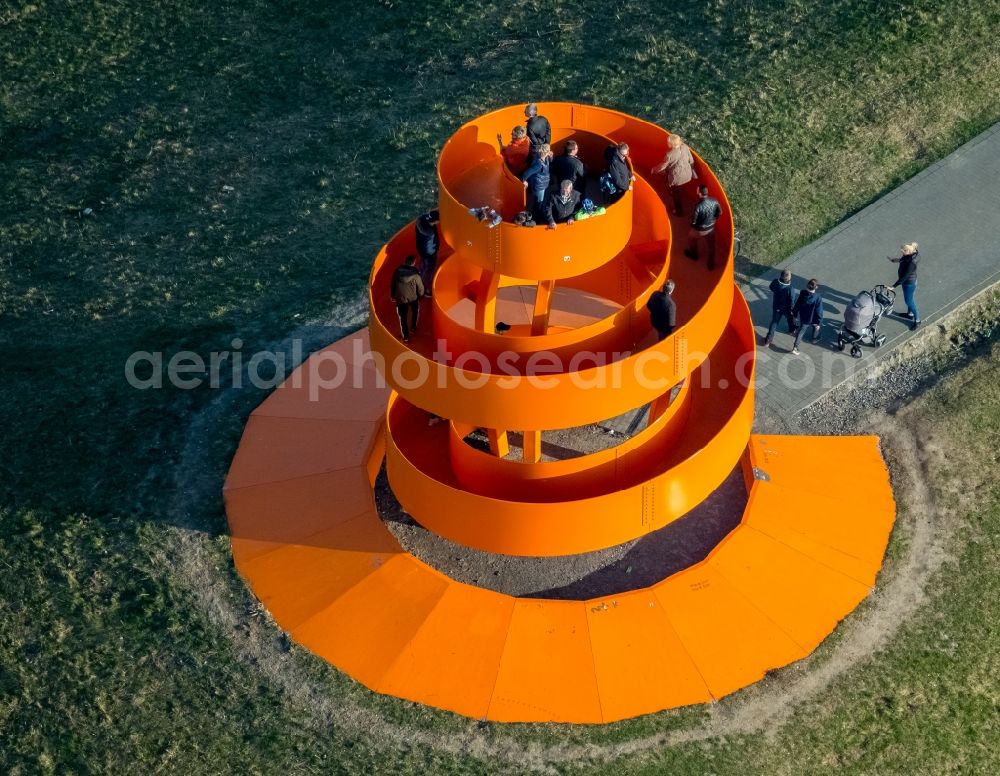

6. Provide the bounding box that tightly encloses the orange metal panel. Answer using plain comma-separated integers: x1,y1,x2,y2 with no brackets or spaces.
488,600,602,723
491,189,634,280
231,509,401,573
240,538,397,633
742,487,884,587
587,590,712,720
291,555,450,690
708,525,873,653
748,435,894,517
225,468,375,552
307,330,382,369
378,582,516,720
225,416,380,490
653,563,806,699
755,478,892,568
252,355,389,422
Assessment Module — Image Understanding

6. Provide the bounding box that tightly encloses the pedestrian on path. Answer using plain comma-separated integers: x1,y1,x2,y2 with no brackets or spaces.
791,278,824,355
889,242,921,330
415,209,440,297
391,254,424,344
685,185,722,270
763,269,796,346
646,279,677,341
651,134,696,216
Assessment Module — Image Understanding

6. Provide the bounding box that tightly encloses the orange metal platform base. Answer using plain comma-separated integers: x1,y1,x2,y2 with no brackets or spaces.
224,104,895,723
225,331,895,723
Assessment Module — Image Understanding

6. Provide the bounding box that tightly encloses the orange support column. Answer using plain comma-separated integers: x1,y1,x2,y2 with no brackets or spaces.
523,430,542,463
476,268,507,456
475,268,500,332
531,279,555,336
487,428,510,458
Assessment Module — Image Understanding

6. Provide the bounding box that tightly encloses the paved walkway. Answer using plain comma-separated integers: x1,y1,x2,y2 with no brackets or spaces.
743,121,1000,415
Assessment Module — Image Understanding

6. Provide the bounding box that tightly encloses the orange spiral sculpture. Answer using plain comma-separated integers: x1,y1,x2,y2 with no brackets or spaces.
224,104,895,723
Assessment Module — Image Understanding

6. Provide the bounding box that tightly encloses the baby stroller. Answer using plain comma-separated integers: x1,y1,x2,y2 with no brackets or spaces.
837,284,895,358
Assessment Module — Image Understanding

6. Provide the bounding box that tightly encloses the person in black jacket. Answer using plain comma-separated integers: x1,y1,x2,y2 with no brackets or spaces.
414,209,440,297
551,140,586,193
646,279,677,341
545,180,581,229
524,103,551,152
763,269,796,346
791,278,824,354
889,242,920,330
603,143,634,204
685,185,722,270
521,144,553,220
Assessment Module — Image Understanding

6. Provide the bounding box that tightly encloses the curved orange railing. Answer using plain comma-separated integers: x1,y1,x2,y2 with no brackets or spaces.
367,102,746,555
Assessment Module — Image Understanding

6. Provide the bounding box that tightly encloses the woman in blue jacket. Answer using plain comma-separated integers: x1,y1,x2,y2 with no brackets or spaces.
521,143,553,219
791,278,824,355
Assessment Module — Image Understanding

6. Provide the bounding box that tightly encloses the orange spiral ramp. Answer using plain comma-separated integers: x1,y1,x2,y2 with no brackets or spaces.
224,104,897,723
224,338,894,721
383,291,755,555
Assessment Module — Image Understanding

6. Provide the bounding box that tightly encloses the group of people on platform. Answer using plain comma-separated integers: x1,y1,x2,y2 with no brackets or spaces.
390,103,924,352
497,104,634,230
498,104,725,269
389,103,727,344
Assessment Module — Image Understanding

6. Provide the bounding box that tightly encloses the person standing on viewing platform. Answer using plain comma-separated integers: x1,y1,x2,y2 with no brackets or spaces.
513,210,537,227
646,279,677,341
889,242,921,330
414,209,440,298
685,185,722,270
763,269,796,347
497,125,531,175
602,142,634,205
524,103,551,153
551,140,586,193
791,278,824,355
391,255,424,344
521,143,553,220
652,134,696,216
545,180,581,229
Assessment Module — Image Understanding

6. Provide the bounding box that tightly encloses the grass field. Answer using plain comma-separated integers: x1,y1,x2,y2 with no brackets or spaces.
2,1,1000,773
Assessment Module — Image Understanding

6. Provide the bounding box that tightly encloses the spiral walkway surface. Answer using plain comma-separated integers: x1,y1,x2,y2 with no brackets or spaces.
225,104,896,723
